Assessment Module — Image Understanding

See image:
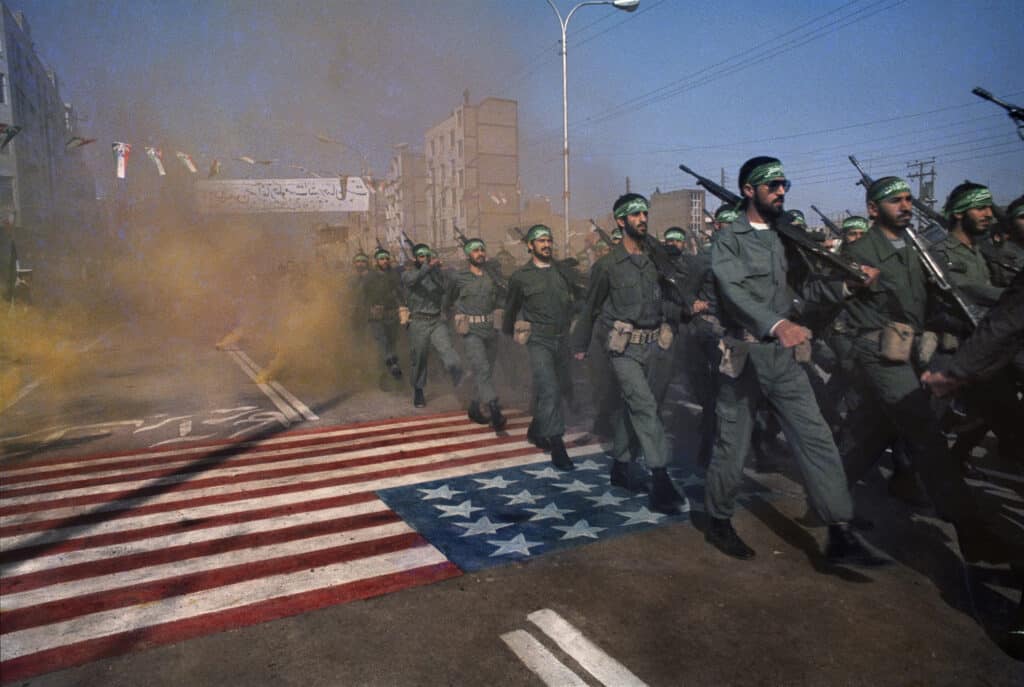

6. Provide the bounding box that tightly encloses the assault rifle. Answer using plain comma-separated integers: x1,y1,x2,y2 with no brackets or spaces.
588,219,615,248
452,224,508,289
849,156,949,230
972,86,1024,141
809,205,842,240
589,218,685,304
399,230,418,262
678,163,868,284
847,156,981,327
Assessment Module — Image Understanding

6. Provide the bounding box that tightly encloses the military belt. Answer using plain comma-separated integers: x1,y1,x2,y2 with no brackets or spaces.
410,312,441,321
466,314,492,324
528,322,564,337
368,306,397,321
629,328,659,345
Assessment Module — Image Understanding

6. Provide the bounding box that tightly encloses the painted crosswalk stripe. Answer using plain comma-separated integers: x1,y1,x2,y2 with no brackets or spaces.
528,609,649,687
0,413,596,683
501,630,590,687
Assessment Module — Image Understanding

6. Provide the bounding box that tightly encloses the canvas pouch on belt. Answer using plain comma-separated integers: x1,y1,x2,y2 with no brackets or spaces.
398,306,410,327
657,322,674,351
718,337,750,379
454,313,470,336
880,321,914,362
492,308,505,331
607,320,634,354
513,320,532,345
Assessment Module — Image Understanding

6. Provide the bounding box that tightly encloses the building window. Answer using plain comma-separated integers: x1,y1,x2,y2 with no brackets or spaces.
458,170,464,188
430,140,435,157
449,130,455,148
457,140,463,158
0,74,5,104
456,109,462,128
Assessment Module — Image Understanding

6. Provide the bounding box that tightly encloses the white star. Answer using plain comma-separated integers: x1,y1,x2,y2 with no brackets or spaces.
617,506,666,526
434,500,483,518
586,491,628,507
474,475,518,490
505,489,543,505
523,466,563,480
553,519,606,540
418,484,463,500
554,479,595,494
575,459,602,471
454,516,513,537
488,533,543,557
525,502,573,521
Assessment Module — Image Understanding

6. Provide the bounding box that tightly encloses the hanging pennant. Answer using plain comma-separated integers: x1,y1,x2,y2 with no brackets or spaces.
112,142,131,179
0,124,23,151
208,159,221,178
66,136,97,150
145,146,166,176
176,151,198,174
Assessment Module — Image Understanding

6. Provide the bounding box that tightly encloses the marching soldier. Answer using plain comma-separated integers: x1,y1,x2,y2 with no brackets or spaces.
572,195,686,514
449,238,507,430
841,216,869,245
705,156,884,565
504,225,579,470
983,194,1024,287
363,248,403,384
402,243,463,408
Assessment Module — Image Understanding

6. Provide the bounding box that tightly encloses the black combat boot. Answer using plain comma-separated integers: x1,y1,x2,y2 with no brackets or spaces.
649,468,684,514
488,400,507,431
527,421,551,450
825,523,891,567
705,517,756,560
387,356,402,380
467,401,488,424
610,460,648,493
413,388,425,408
549,436,574,471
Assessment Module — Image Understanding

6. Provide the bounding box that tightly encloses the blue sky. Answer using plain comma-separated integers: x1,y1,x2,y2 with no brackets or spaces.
9,0,1024,221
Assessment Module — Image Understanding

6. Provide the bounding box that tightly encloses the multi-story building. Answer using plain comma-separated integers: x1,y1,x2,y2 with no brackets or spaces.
0,4,97,284
382,143,428,247
424,93,520,254
649,187,707,248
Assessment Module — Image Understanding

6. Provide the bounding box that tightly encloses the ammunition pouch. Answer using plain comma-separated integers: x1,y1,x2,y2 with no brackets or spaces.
864,321,914,363
454,313,470,336
513,320,532,345
718,337,750,379
793,339,813,364
607,320,634,354
939,332,960,353
915,331,939,367
492,309,505,331
398,306,410,327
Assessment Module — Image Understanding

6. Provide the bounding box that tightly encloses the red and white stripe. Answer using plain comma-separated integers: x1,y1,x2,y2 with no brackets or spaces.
0,410,595,683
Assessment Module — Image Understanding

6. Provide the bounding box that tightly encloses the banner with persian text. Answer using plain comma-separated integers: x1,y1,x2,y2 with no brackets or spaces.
195,177,370,214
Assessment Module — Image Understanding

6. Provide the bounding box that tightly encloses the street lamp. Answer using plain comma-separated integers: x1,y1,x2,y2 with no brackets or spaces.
546,0,639,258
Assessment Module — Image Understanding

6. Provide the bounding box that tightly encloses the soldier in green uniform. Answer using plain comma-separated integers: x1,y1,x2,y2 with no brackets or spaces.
610,228,623,245
504,225,578,470
347,252,371,326
572,194,686,514
705,157,884,566
983,194,1024,287
402,243,462,408
449,238,507,430
362,248,403,384
837,176,984,534
841,216,868,245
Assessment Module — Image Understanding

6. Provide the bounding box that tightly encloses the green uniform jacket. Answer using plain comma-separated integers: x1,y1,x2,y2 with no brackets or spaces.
981,239,1024,287
449,267,502,338
362,267,402,313
712,214,844,339
503,260,575,337
948,269,1024,380
840,224,929,333
929,233,1003,308
572,243,663,353
402,263,446,316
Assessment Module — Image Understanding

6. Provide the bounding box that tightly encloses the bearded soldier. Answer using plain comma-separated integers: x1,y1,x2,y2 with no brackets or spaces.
402,243,463,408
705,156,885,566
572,194,686,514
504,225,579,470
449,237,507,430
363,248,403,384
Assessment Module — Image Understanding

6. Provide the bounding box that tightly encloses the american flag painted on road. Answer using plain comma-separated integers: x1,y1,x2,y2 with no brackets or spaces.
0,411,599,683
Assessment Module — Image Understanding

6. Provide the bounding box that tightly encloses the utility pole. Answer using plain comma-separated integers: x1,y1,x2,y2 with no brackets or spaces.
906,158,936,230
625,176,631,193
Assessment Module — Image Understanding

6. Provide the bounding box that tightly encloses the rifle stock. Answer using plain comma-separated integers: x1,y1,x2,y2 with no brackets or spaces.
678,163,742,207
810,205,842,239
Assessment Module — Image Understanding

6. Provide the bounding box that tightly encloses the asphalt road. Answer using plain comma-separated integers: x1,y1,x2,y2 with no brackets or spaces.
1,317,1021,686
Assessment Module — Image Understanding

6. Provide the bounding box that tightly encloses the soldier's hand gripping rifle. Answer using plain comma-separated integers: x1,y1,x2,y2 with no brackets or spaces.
678,163,868,284
847,156,981,327
973,86,1024,141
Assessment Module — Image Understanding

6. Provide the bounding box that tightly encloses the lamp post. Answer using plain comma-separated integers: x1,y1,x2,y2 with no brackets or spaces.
546,0,639,258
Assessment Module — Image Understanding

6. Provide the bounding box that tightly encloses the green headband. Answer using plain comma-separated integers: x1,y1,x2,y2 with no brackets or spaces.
1009,201,1024,220
663,228,686,242
611,228,623,239
353,253,369,263
869,177,911,203
842,216,869,233
715,208,740,224
789,211,807,227
945,187,993,219
463,239,485,255
613,197,649,219
374,249,391,260
526,224,553,243
414,245,432,258
744,161,785,187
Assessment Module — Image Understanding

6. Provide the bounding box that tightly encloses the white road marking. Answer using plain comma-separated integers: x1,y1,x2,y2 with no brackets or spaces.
226,349,300,424
501,630,589,687
133,416,193,434
232,349,319,422
976,466,1024,485
527,608,649,687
